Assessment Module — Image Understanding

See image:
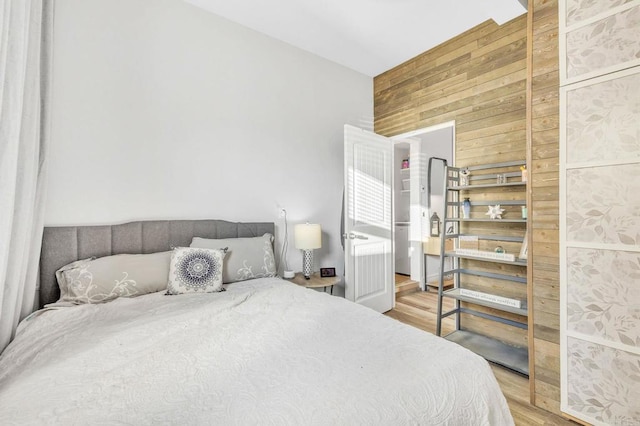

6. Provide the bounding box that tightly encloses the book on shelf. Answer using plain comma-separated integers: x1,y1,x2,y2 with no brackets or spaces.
454,248,516,262
458,288,524,309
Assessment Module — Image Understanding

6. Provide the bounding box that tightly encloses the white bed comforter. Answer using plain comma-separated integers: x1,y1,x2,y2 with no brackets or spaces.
0,278,513,425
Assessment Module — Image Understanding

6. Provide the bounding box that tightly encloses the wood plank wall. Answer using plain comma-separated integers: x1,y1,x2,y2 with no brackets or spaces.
374,17,530,360
529,0,561,415
375,17,528,143
374,8,563,416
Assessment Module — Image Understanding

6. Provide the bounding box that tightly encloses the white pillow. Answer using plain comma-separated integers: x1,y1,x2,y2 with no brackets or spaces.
55,251,171,304
165,247,227,295
190,234,276,283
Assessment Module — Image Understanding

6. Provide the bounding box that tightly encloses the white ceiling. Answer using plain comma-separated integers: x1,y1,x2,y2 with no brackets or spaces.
184,0,527,77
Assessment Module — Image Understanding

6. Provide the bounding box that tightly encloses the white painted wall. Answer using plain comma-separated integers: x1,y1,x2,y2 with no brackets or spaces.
46,0,372,292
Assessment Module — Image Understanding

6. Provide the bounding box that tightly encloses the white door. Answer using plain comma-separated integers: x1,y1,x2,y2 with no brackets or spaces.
343,125,394,313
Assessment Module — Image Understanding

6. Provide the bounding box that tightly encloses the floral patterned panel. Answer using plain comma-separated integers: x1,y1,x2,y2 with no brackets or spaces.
566,0,633,26
566,72,640,164
567,248,640,347
566,5,640,79
566,164,640,245
567,337,640,424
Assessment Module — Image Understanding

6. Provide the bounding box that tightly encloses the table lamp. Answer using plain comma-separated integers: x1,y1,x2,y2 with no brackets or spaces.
294,223,321,279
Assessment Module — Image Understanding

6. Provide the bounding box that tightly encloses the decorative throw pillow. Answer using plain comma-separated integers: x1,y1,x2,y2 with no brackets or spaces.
55,251,172,304
190,234,276,283
165,247,227,295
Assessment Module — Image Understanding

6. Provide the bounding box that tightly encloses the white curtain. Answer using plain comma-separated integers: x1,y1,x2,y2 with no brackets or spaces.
0,0,53,353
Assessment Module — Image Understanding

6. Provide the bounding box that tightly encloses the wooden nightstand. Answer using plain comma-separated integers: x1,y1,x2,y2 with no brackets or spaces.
286,272,340,294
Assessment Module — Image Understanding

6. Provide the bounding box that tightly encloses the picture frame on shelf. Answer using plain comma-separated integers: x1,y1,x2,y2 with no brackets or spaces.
519,230,528,260
320,267,336,277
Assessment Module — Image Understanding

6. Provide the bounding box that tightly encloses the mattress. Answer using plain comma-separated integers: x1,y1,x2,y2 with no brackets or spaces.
0,277,513,425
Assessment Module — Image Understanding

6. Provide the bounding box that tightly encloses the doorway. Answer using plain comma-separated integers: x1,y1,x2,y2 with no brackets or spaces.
391,121,455,291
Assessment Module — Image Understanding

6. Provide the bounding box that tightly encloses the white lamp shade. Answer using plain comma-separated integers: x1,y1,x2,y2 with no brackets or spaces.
294,223,322,250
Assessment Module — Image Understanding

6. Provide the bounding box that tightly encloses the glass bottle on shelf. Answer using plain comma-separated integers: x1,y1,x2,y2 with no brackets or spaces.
462,198,471,219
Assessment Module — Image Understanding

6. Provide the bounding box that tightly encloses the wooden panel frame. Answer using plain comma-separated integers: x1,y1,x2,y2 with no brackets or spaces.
559,0,640,86
559,64,640,424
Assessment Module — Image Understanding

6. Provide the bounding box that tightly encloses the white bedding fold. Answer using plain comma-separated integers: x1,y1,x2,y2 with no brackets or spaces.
0,277,513,425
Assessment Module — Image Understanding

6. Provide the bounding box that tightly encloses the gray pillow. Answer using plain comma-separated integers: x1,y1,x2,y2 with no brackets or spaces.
190,233,276,283
55,251,171,304
166,247,226,295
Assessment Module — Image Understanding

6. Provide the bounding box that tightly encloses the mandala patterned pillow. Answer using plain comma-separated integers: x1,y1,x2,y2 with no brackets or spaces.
166,247,226,295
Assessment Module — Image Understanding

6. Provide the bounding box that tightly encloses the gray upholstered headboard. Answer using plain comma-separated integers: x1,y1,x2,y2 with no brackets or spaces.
39,220,275,308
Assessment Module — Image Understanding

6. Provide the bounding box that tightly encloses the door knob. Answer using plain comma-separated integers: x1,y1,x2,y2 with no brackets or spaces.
348,233,368,240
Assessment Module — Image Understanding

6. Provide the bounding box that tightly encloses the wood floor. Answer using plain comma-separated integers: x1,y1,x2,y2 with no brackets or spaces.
388,275,575,426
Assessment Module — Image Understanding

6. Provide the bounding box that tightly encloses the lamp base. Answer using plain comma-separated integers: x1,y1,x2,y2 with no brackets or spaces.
302,249,313,279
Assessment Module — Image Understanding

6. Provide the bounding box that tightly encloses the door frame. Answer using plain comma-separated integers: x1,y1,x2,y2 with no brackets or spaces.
391,120,456,290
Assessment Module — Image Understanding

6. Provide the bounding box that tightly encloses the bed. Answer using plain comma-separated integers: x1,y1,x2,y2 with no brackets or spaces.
0,220,513,425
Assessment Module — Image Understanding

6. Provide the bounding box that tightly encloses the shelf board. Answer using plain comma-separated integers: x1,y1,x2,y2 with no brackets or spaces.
444,251,527,266
448,182,526,190
443,288,527,316
464,160,526,171
446,268,527,283
400,168,410,172
447,200,526,206
444,218,527,223
446,233,525,243
444,330,529,376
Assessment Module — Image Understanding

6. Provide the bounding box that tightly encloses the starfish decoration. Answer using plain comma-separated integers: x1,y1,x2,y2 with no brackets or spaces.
486,204,505,219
